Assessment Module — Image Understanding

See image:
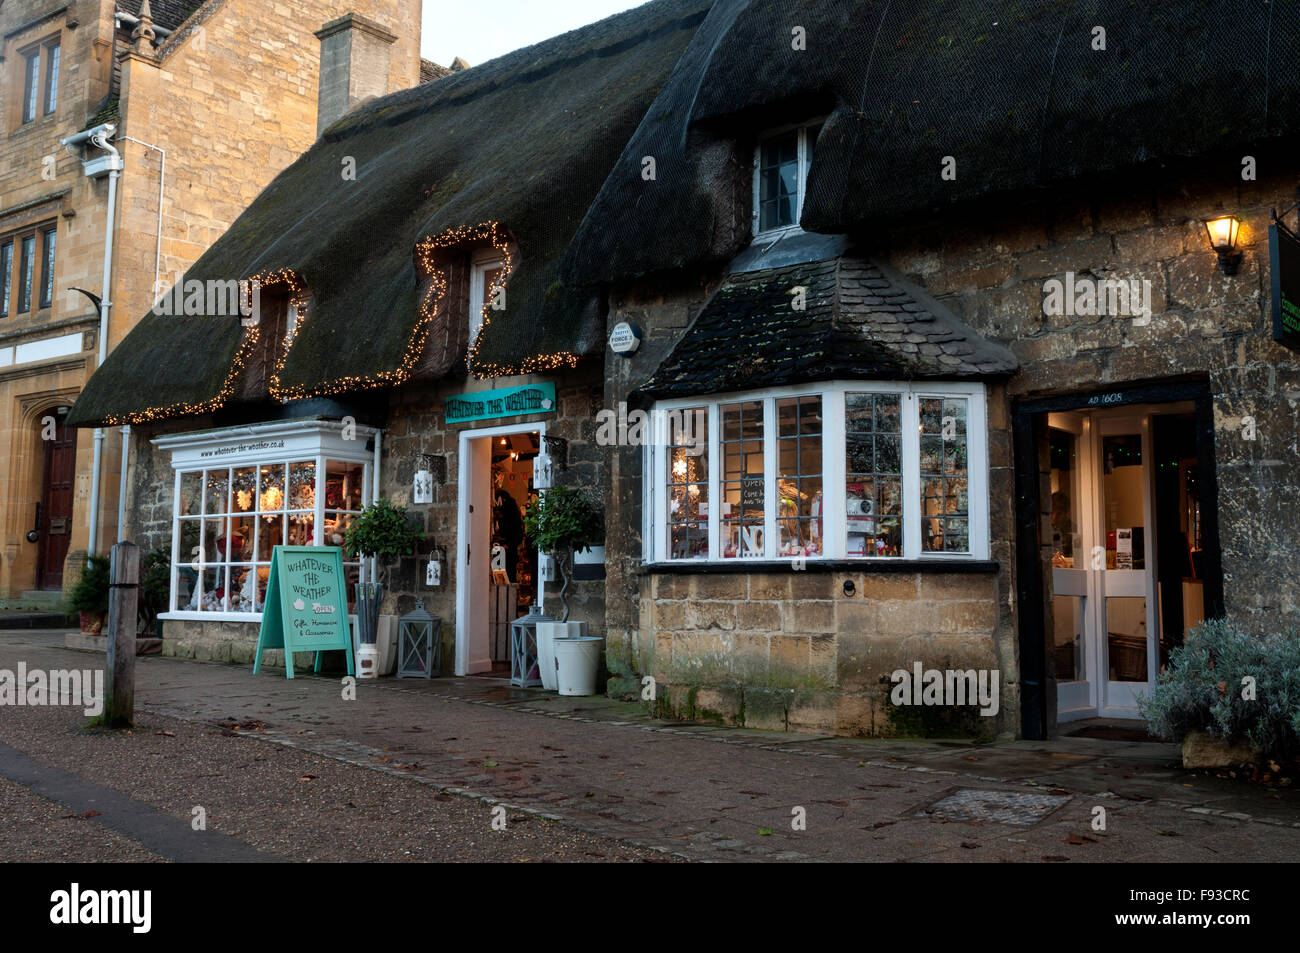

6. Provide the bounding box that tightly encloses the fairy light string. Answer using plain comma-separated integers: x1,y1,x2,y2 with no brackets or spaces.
94,222,583,423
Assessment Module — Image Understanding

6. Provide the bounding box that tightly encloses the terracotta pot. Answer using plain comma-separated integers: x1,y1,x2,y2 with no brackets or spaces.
79,610,105,635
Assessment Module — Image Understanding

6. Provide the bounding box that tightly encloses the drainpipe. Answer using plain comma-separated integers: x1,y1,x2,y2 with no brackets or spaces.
119,136,165,298
117,424,131,544
113,11,173,38
371,428,382,585
60,123,123,557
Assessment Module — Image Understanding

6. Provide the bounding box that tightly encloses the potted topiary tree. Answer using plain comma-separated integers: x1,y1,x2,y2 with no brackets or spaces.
524,485,603,623
67,554,111,634
524,486,604,694
343,498,422,677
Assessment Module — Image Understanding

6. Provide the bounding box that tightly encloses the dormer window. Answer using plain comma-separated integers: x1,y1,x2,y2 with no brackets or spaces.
753,120,822,236
469,250,505,348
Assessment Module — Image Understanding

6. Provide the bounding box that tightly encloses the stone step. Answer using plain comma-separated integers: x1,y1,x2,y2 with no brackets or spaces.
19,590,65,604
64,633,163,656
0,612,75,629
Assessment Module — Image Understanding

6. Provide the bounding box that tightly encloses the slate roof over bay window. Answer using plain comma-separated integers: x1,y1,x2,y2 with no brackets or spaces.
638,250,1017,401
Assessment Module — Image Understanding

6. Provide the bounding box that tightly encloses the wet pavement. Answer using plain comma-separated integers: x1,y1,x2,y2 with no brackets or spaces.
2,630,1297,862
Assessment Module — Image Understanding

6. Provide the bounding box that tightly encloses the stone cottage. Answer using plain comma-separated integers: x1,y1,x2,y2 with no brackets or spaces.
68,0,1300,740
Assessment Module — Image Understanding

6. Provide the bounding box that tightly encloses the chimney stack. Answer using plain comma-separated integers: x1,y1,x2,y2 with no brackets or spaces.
314,13,397,135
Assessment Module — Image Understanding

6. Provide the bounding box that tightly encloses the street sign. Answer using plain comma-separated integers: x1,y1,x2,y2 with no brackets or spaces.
253,546,354,679
1269,224,1300,351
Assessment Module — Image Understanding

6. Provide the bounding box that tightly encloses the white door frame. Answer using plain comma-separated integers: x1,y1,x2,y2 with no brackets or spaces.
454,420,546,676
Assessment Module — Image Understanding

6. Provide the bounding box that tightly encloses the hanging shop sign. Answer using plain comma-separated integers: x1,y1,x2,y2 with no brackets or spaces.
254,545,354,679
445,382,557,425
1269,223,1300,351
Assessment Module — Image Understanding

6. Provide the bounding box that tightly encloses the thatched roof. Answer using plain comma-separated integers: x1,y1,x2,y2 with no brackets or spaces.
637,247,1017,401
71,0,1300,428
564,0,1300,283
69,0,711,426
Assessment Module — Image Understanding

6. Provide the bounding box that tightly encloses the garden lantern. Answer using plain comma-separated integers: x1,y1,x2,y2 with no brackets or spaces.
396,600,441,678
509,604,552,687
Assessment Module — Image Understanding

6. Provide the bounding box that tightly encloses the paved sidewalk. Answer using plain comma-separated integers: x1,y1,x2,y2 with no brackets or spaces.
4,631,1298,861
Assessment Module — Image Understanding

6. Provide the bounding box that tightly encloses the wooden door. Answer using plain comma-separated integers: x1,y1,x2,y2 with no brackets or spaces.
37,413,77,590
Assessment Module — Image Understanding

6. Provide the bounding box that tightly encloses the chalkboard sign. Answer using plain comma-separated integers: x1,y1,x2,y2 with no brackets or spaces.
1270,224,1300,351
253,546,355,679
740,477,764,510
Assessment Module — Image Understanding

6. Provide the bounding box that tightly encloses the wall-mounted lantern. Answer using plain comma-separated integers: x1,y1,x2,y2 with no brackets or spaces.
1203,215,1243,275
413,453,434,504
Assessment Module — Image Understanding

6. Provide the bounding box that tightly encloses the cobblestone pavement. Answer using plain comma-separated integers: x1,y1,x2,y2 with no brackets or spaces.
2,631,1297,862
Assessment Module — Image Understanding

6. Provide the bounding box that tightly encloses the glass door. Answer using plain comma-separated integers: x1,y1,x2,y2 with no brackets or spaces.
1048,413,1094,719
1094,415,1158,716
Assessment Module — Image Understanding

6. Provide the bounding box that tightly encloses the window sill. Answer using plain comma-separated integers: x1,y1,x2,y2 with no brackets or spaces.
158,611,263,623
639,559,999,575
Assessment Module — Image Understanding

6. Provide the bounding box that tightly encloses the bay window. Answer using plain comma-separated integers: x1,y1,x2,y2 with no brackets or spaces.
154,422,377,619
648,382,988,563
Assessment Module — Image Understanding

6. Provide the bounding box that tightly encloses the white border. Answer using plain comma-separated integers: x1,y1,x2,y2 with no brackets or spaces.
455,419,547,677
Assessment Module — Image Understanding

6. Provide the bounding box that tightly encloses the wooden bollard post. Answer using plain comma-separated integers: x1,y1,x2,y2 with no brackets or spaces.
104,540,139,729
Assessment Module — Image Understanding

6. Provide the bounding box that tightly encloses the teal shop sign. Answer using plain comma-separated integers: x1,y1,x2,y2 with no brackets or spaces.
254,546,354,679
446,382,557,424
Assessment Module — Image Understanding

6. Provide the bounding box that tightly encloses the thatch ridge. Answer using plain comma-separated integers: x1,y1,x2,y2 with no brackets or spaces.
564,0,1300,284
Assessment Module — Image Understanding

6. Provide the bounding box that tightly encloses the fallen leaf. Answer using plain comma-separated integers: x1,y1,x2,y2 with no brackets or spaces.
961,841,979,849
483,761,499,767
1064,833,1096,845
154,730,175,737
758,828,773,836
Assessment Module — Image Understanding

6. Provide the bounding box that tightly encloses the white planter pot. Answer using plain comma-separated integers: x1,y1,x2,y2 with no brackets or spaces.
555,636,603,696
538,621,587,690
573,545,606,580
536,622,561,691
349,613,398,678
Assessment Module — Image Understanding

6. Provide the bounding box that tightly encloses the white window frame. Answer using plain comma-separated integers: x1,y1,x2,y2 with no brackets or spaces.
752,119,822,238
468,249,505,352
648,381,989,563
153,420,380,621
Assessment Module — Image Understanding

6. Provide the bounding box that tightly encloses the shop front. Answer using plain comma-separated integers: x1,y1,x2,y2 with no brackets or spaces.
1012,381,1225,738
149,419,379,659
